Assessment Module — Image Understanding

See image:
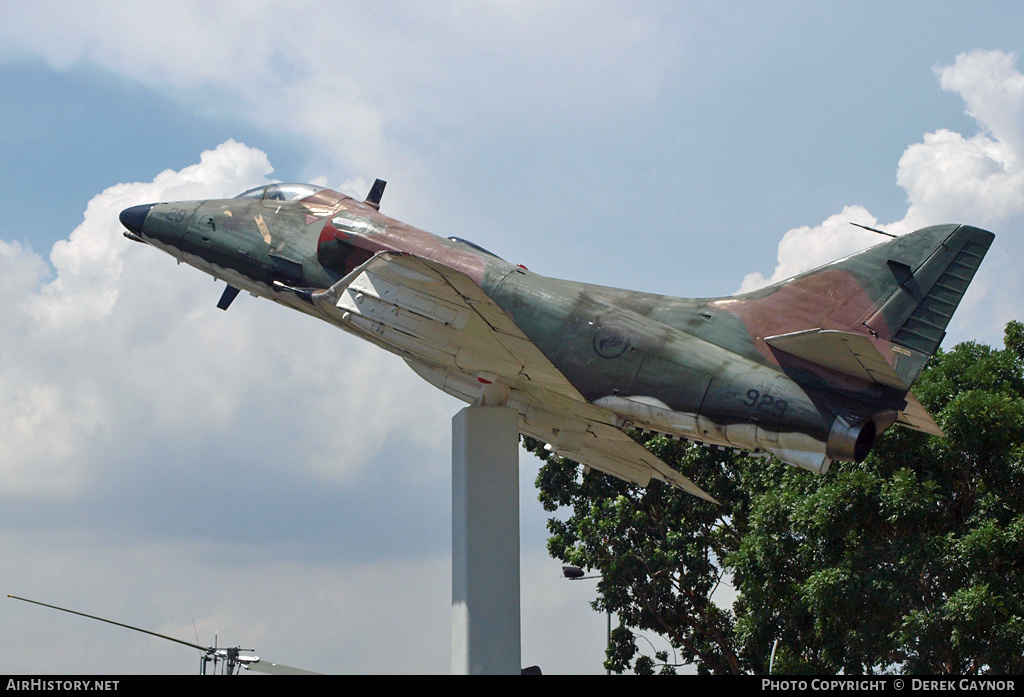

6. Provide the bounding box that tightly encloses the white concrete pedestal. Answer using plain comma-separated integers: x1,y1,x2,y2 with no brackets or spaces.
451,406,521,675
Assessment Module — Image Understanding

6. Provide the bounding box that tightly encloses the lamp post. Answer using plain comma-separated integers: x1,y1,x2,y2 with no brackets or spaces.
561,565,611,676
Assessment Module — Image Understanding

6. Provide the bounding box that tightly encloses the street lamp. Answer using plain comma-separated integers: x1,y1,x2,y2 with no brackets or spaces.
561,565,611,675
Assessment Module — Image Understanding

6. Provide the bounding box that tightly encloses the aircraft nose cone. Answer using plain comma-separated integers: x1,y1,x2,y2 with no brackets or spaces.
119,204,153,235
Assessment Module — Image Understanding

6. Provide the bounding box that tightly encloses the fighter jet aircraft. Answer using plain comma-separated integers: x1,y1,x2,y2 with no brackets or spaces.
120,181,993,502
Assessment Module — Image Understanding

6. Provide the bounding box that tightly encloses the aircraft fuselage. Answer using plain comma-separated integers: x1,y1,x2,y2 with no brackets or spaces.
120,183,993,496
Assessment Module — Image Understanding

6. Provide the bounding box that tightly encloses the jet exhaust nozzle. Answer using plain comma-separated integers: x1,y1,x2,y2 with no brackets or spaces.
826,416,877,463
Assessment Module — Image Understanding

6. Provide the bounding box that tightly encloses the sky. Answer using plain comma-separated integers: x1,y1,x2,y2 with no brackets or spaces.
1,1,1023,675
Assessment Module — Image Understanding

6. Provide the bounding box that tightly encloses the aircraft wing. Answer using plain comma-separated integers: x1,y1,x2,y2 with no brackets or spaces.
311,252,716,502
553,419,720,503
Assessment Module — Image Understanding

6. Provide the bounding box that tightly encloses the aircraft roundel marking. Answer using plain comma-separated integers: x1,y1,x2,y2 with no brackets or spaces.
593,328,629,359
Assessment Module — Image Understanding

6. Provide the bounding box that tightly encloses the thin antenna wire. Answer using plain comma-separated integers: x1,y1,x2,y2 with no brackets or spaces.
850,221,897,238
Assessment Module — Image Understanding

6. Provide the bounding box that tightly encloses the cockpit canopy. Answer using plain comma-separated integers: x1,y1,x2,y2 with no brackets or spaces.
235,183,326,202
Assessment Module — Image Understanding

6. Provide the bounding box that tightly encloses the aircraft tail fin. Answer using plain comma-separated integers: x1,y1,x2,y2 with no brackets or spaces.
860,224,993,358
734,224,993,387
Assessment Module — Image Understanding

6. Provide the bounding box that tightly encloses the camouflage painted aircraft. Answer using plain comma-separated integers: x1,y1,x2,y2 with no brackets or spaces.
120,182,993,502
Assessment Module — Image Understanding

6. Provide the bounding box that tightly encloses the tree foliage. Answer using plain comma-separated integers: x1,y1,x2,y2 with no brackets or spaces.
529,321,1024,674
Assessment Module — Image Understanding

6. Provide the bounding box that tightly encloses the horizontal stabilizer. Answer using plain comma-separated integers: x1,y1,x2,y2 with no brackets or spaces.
766,329,909,389
896,392,944,437
766,330,944,437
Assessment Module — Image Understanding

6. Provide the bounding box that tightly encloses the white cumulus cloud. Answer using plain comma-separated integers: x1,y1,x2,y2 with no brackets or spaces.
0,141,451,498
737,49,1024,341
737,205,883,293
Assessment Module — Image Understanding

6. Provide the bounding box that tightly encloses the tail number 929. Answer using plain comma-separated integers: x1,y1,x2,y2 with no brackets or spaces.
744,389,788,418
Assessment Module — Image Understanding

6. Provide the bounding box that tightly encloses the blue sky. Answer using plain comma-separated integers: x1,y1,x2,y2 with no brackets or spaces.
1,1,1023,674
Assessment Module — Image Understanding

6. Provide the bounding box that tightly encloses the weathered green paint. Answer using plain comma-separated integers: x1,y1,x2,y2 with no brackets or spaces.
120,184,994,498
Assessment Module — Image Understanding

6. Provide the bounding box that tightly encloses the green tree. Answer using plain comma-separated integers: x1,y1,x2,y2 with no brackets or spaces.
530,321,1024,674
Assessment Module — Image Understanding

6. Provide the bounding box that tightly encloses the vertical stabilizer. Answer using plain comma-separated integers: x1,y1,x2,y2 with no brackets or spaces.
733,224,993,388
863,225,993,358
